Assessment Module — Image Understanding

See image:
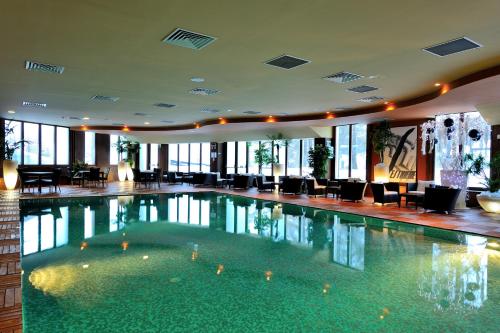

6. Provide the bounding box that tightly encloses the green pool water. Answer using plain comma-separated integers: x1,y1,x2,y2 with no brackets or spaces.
21,192,500,332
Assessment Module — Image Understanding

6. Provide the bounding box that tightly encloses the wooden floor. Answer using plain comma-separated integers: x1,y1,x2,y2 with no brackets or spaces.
1,181,499,331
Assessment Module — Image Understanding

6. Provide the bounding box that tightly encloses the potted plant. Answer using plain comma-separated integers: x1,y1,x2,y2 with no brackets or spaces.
464,153,500,213
307,144,334,179
113,137,128,181
3,121,28,190
371,121,396,182
253,142,272,174
116,139,140,181
267,133,289,179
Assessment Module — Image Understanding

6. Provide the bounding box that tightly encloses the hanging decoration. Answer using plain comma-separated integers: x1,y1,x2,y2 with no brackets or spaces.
420,120,436,155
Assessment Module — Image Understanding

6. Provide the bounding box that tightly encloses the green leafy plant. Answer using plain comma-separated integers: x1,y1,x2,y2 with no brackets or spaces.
267,133,289,164
253,142,273,174
464,153,500,192
307,144,334,178
71,160,88,173
3,121,28,160
114,138,140,166
371,120,397,162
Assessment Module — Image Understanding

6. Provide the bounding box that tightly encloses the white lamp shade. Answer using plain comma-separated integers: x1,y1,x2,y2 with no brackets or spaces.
126,163,134,181
3,160,18,190
117,161,127,182
273,163,283,183
476,192,500,213
373,163,389,183
271,205,283,220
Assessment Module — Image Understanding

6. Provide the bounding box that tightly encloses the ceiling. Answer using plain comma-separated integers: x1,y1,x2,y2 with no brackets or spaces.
1,0,500,142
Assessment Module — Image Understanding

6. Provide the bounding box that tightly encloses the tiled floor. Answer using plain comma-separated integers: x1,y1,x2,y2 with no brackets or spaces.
1,181,499,331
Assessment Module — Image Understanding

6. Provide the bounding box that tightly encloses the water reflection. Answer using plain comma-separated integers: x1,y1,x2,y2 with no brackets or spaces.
20,193,496,312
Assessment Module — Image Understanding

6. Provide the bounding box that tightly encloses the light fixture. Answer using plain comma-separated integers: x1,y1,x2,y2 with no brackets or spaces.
440,84,450,95
218,118,227,125
190,77,205,82
82,117,90,120
434,82,441,87
142,255,149,260
266,115,276,123
80,125,88,131
144,122,150,125
122,126,130,132
326,112,334,119
385,103,396,111
82,264,89,269
7,110,15,114
194,123,201,129
374,164,389,183
265,271,273,281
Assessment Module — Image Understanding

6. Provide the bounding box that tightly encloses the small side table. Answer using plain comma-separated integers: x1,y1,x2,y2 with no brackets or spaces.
400,193,424,209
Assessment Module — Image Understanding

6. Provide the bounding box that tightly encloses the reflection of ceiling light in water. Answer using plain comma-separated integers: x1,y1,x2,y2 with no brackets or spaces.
191,251,198,261
216,264,224,275
29,265,78,296
265,270,273,281
122,241,129,251
143,255,149,260
82,264,89,269
80,242,88,250
322,283,331,294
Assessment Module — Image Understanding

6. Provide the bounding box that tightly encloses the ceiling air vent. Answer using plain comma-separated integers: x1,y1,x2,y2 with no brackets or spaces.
265,54,310,70
356,96,385,103
154,103,176,108
112,123,124,126
161,120,174,124
200,108,220,114
423,37,482,57
189,88,219,96
22,101,47,108
243,110,261,115
25,60,64,74
91,95,119,102
335,107,352,111
134,112,150,116
162,28,216,50
347,85,378,93
323,71,364,84
69,116,81,120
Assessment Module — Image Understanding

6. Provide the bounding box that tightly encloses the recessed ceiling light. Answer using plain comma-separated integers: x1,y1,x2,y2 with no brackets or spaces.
7,110,16,114
144,122,150,125
226,109,232,112
191,77,205,83
82,117,90,120
434,82,441,87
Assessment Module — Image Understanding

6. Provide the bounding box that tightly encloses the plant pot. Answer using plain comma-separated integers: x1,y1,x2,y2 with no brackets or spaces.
440,170,468,209
126,164,134,181
476,191,500,214
373,163,389,183
273,163,284,183
117,161,127,182
2,159,18,190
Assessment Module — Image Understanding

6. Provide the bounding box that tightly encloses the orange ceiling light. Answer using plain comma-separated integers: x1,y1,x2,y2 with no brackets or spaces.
440,84,450,95
194,123,201,129
122,125,130,132
80,125,88,131
218,117,227,125
266,115,276,123
326,112,335,119
385,103,396,111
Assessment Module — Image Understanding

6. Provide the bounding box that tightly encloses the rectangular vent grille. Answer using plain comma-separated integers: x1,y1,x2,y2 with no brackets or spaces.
22,101,47,108
190,88,219,96
356,96,384,103
200,108,220,114
265,54,310,70
162,28,216,50
25,60,64,74
423,37,482,57
243,110,261,115
134,112,149,116
91,95,119,102
347,85,378,93
161,120,175,124
324,71,364,84
154,103,176,108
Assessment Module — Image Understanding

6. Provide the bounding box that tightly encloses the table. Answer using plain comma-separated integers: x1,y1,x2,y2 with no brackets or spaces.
400,192,424,209
23,171,54,193
326,185,341,199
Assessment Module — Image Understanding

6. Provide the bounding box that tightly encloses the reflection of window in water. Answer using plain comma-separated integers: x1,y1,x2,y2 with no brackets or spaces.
84,206,95,239
418,235,488,311
226,198,234,233
332,217,365,271
168,197,177,222
22,207,69,255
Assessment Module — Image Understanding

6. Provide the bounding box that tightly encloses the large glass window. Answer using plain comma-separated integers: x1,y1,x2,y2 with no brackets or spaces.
335,126,350,179
24,123,39,165
84,131,95,165
150,144,159,169
237,141,247,173
41,125,55,165
139,144,148,170
247,141,260,174
5,121,22,163
56,127,69,165
190,143,201,172
301,139,315,176
201,143,211,172
110,135,119,165
168,144,178,172
226,142,236,174
287,139,301,176
178,143,189,172
261,141,272,176
350,124,367,180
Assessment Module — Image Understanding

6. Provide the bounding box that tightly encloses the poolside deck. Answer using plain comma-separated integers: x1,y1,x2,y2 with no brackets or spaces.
0,181,499,331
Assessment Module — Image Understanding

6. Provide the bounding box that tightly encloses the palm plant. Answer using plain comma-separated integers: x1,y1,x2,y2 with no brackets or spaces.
464,153,500,192
253,142,273,174
267,133,289,164
3,121,28,160
307,144,334,178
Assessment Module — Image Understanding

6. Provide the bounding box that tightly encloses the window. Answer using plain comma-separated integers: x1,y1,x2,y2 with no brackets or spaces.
287,139,301,176
56,127,69,165
139,144,148,170
261,141,272,176
350,124,367,180
301,139,315,176
84,132,95,165
5,121,22,163
226,142,236,174
178,143,189,172
150,144,159,169
189,143,201,172
247,141,260,174
237,141,247,173
335,126,350,179
41,125,55,165
169,144,178,172
201,142,211,172
24,123,39,165
110,135,119,165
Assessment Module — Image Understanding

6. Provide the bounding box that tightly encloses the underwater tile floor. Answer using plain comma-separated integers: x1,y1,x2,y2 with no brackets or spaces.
1,181,499,331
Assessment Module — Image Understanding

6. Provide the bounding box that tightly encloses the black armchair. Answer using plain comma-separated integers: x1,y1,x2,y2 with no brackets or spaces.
281,178,303,195
423,187,461,214
233,175,250,189
370,182,400,207
340,181,367,202
256,175,275,192
305,178,326,197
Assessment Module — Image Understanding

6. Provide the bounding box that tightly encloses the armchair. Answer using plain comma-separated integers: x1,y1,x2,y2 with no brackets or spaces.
370,182,400,207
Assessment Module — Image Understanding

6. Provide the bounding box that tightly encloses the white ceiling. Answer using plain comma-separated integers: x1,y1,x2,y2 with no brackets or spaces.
1,0,500,142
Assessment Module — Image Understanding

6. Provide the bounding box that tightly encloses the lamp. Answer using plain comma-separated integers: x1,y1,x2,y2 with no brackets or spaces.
373,163,389,183
117,161,127,182
3,160,18,190
273,163,283,184
271,204,283,220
